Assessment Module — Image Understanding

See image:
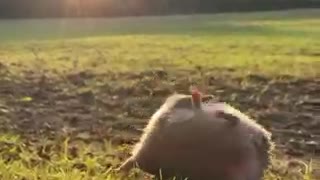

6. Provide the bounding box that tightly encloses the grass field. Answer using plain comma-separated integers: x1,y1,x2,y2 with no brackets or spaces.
0,8,319,179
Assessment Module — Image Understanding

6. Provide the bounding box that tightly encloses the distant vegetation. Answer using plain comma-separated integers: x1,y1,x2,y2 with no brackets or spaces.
0,0,319,18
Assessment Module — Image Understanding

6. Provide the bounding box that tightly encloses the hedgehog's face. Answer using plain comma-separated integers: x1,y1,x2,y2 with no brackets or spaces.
235,131,272,179
225,136,269,180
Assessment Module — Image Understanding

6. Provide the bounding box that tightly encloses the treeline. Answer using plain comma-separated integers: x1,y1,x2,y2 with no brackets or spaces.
0,0,319,18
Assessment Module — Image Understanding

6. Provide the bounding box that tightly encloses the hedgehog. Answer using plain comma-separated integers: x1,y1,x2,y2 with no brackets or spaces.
117,89,273,180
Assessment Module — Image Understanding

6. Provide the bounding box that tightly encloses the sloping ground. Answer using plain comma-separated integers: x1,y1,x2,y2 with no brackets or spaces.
0,63,319,178
0,9,319,178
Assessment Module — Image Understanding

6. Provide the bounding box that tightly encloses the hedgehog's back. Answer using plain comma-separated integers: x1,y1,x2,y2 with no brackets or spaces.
127,95,273,180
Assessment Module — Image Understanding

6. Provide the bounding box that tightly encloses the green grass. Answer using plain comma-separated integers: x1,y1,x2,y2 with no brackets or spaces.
0,8,319,180
0,133,315,180
0,8,320,41
0,9,319,78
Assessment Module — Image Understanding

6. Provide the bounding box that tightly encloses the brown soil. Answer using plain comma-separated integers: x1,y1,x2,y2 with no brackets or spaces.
0,65,319,165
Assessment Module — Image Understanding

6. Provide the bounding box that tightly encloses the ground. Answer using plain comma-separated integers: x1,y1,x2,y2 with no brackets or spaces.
0,8,319,179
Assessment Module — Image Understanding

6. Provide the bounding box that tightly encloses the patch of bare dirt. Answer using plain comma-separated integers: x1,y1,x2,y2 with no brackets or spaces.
0,66,319,162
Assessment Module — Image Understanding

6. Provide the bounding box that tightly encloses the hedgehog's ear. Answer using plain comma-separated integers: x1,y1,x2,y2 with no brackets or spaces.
216,111,239,127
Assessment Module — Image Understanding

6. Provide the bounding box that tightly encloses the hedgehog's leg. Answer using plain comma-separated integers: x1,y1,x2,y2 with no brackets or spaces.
116,156,136,174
